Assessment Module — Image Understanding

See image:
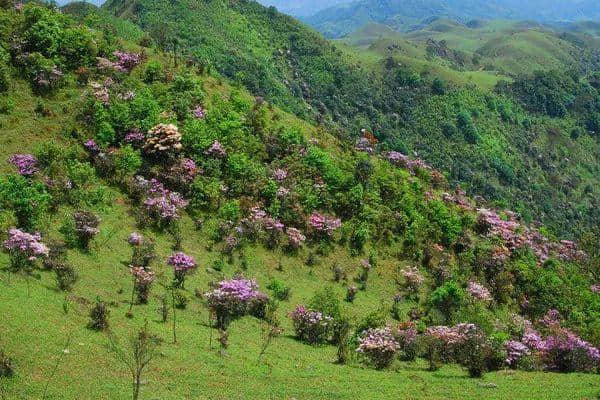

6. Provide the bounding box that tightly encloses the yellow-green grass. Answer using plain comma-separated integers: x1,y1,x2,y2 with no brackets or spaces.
1,198,600,399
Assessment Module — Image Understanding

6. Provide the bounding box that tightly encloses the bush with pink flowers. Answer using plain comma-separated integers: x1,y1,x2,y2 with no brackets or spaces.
205,277,269,329
289,305,333,344
2,228,49,271
167,252,196,288
356,327,399,369
130,266,156,304
9,154,38,176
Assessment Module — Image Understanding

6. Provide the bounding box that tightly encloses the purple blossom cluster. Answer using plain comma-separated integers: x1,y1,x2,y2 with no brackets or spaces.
507,318,600,372
504,340,530,367
2,228,49,262
205,140,226,158
441,189,474,211
144,192,188,221
167,252,196,272
205,278,265,304
356,327,400,369
134,176,188,222
113,51,141,73
286,227,306,248
591,284,600,294
130,265,155,286
84,139,100,153
127,232,143,246
355,137,375,154
308,212,341,236
205,278,268,328
289,305,333,344
178,158,199,182
477,208,585,264
467,281,492,301
385,151,432,174
272,168,288,181
400,266,424,293
124,128,145,145
192,105,205,119
425,323,477,346
9,154,38,176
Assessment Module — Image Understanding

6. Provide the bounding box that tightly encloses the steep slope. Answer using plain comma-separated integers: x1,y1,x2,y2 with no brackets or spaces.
0,4,598,399
96,0,600,240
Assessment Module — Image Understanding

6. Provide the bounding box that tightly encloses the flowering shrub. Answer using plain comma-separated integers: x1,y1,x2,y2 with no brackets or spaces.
205,278,269,329
2,228,49,271
9,154,38,176
205,140,226,158
386,151,432,173
113,51,141,73
143,124,182,156
400,266,424,295
73,211,101,249
286,227,306,249
124,129,145,146
356,327,399,369
467,281,492,302
130,266,156,304
541,328,600,372
289,305,333,344
308,212,341,236
167,252,196,288
192,105,205,119
393,322,418,361
128,233,156,267
477,208,585,264
272,168,287,181
139,178,189,225
504,340,530,368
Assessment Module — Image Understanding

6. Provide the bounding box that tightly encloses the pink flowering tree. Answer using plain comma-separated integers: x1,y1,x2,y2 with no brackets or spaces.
289,305,333,344
399,266,424,300
205,277,269,329
127,232,156,268
130,266,156,304
308,212,341,240
356,327,400,369
467,281,492,302
73,211,101,250
2,228,49,273
167,252,196,289
286,227,306,250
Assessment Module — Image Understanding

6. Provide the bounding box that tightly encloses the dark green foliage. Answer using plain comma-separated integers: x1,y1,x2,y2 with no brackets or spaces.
429,281,465,320
88,300,110,331
0,349,14,378
266,279,291,301
0,175,51,230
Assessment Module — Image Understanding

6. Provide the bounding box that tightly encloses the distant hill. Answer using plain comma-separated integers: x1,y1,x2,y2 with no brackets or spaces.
256,0,352,17
306,0,600,38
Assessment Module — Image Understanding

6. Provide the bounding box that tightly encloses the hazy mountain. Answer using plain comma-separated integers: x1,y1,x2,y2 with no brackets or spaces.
256,0,352,16
306,0,600,37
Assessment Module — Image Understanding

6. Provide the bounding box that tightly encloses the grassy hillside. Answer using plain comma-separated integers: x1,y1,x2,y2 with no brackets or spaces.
0,3,598,399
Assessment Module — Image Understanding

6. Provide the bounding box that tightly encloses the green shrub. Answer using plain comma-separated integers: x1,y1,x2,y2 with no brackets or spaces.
266,279,290,301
